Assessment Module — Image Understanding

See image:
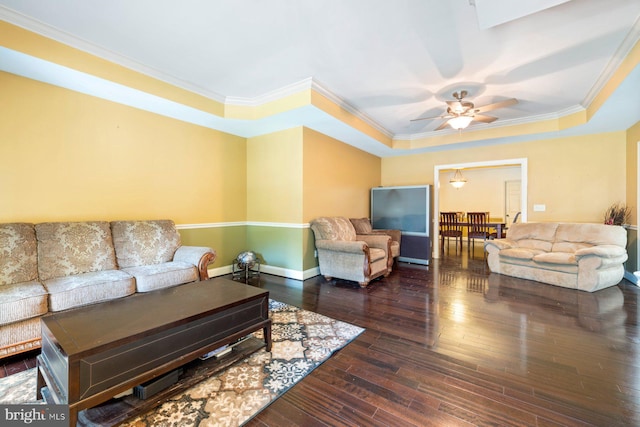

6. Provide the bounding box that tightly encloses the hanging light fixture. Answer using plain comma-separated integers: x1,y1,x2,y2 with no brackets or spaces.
450,169,467,188
447,115,473,130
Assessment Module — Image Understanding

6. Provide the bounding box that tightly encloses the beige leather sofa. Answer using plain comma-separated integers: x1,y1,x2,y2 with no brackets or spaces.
0,220,216,358
310,217,392,287
484,222,627,292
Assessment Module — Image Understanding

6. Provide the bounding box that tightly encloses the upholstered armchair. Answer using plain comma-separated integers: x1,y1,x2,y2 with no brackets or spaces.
349,218,401,266
310,217,392,287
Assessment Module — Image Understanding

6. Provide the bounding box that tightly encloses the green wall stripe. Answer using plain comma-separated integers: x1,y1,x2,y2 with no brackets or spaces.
177,224,318,273
178,226,247,268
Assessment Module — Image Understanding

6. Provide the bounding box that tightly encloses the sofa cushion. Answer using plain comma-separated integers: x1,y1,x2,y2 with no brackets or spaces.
507,223,557,252
551,242,591,253
0,223,38,286
44,270,136,312
111,220,181,268
369,248,387,263
531,261,578,274
499,247,545,260
0,281,48,325
515,239,553,252
123,262,198,292
310,217,356,242
350,218,373,234
36,222,118,281
508,222,558,240
533,252,578,265
555,223,627,247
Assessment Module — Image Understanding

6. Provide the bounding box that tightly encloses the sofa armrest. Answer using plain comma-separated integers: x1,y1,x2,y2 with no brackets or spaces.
358,233,393,269
484,238,516,252
357,234,391,250
575,245,626,259
174,246,217,280
315,239,367,254
370,229,401,243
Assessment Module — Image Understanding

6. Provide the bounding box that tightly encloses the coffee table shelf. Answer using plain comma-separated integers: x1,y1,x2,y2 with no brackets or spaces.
64,336,264,426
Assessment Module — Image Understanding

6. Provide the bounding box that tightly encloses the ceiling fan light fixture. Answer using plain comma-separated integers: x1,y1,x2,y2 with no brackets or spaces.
450,169,467,188
448,115,474,130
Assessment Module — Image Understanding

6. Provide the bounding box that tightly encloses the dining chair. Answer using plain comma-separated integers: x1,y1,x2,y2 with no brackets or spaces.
500,211,522,238
466,212,496,252
439,212,463,254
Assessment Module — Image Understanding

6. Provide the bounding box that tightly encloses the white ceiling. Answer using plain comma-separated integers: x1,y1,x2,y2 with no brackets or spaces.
0,0,639,156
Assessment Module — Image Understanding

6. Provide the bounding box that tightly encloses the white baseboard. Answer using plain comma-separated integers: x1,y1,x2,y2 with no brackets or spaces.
208,265,233,277
212,265,640,288
208,265,320,281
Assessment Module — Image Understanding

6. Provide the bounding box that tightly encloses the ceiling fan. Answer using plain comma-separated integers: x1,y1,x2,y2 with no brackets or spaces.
411,90,518,130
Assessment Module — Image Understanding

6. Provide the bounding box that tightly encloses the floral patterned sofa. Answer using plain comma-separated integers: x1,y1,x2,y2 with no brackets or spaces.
0,220,216,358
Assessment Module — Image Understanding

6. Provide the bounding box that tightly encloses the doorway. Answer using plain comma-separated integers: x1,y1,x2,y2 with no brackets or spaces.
433,158,528,257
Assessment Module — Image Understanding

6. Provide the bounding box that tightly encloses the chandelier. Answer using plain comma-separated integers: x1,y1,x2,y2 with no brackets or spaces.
449,169,467,188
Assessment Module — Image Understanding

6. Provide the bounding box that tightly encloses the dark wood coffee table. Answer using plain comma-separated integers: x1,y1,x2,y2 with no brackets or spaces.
36,278,271,427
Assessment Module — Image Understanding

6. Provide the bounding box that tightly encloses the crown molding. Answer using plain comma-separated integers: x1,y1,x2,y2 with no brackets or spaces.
583,16,640,108
225,77,394,139
1,6,395,141
0,5,226,103
309,79,394,139
224,77,314,106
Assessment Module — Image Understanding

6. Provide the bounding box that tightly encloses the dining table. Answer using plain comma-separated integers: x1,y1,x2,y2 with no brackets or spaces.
457,221,507,238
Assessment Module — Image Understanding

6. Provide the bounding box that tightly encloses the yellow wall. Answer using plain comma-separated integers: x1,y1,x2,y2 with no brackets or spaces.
246,127,303,223
0,71,249,266
302,127,381,220
244,127,380,273
0,67,380,275
246,127,381,224
382,132,627,223
301,128,381,270
0,71,246,224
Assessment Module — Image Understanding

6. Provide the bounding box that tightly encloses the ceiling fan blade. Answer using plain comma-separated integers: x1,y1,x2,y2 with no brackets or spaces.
410,114,450,122
435,120,450,131
474,98,518,113
473,114,498,123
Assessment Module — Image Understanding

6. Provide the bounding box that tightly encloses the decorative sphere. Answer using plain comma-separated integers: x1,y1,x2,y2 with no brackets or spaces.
236,251,258,269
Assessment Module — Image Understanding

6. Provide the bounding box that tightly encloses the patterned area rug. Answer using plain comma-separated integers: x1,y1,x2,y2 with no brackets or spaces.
0,300,364,426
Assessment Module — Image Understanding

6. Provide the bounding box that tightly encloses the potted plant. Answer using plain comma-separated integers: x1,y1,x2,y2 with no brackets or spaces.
603,203,631,226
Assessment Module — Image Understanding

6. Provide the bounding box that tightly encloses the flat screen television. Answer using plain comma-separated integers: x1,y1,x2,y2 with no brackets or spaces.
371,185,431,264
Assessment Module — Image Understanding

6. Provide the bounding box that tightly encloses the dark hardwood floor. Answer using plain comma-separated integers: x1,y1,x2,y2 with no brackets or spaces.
246,248,640,427
3,246,639,426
